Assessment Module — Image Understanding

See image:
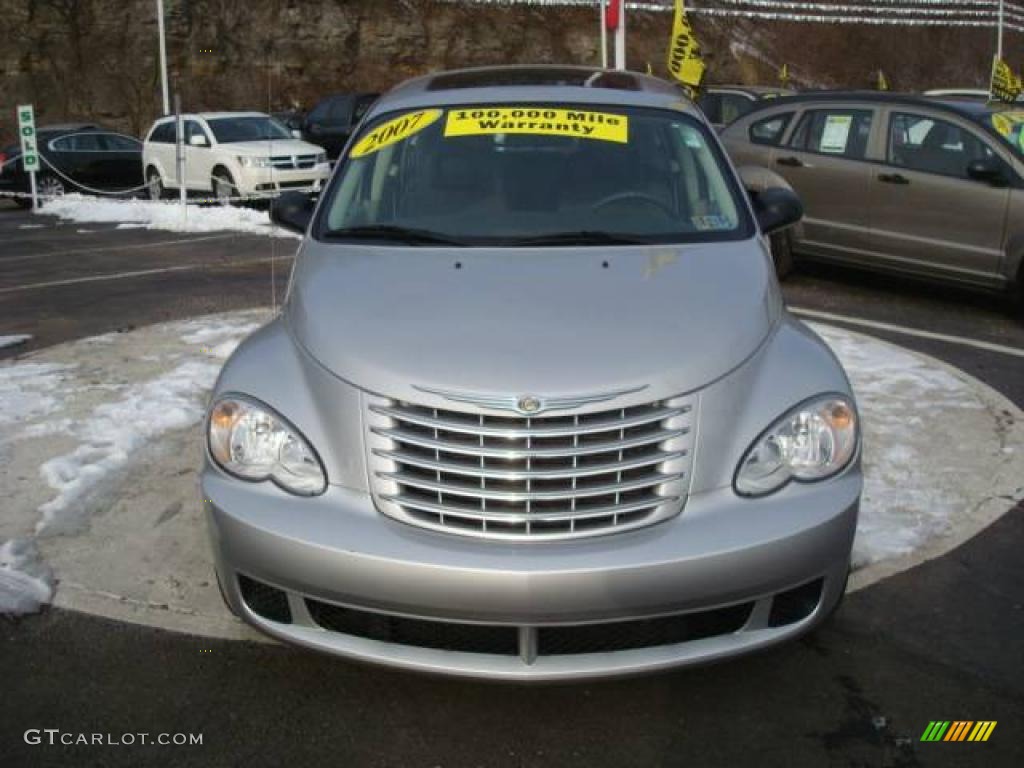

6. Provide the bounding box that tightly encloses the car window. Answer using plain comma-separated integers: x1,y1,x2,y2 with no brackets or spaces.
322,104,751,245
790,109,874,159
205,116,291,143
719,94,755,125
51,133,104,151
327,96,357,122
697,93,722,125
101,133,143,151
149,122,177,143
307,100,331,123
888,112,994,178
185,120,210,145
984,110,1024,160
749,113,793,146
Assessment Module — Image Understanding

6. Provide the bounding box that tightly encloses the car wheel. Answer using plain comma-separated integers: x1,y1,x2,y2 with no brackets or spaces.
212,169,238,206
146,169,165,201
37,173,66,201
769,230,795,280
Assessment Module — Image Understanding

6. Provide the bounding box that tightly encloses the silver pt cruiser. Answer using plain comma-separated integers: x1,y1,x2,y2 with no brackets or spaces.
202,66,862,681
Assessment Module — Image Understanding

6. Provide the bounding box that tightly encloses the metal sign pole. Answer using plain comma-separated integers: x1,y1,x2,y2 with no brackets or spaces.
156,0,170,115
174,93,186,221
599,1,608,69
16,105,40,209
997,0,1004,61
615,3,627,71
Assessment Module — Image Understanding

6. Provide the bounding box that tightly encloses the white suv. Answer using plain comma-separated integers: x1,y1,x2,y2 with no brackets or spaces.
142,112,330,202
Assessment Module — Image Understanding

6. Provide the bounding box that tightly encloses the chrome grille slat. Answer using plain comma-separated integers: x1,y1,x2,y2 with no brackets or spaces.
374,448,685,481
382,494,677,524
366,395,694,540
369,404,688,438
378,470,683,502
370,426,688,459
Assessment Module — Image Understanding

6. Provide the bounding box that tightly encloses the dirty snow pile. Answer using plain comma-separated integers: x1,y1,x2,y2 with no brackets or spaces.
35,194,300,238
0,312,265,615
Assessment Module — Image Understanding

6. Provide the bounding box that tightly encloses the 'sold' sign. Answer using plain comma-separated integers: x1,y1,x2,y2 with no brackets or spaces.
17,105,39,172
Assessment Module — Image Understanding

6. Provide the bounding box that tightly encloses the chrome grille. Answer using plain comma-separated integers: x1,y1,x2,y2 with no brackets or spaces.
270,154,317,170
365,394,694,540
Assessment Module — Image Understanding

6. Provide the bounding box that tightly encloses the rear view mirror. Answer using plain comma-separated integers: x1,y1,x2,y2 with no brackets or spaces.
966,158,1006,186
750,187,803,235
270,191,316,235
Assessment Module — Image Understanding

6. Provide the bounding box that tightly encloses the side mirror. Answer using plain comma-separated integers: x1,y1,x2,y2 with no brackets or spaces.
750,187,803,235
270,191,315,235
967,158,1006,186
188,134,207,147
291,129,302,139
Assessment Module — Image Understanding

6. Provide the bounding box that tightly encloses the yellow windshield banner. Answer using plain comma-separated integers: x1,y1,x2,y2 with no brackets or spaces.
666,0,706,98
990,57,1023,104
444,107,628,143
350,109,442,158
991,111,1024,151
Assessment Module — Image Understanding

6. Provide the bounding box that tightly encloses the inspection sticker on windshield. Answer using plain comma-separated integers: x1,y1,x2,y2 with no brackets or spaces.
444,107,628,143
350,109,443,158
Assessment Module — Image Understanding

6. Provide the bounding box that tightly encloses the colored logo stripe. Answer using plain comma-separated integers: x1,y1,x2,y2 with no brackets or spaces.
920,721,996,742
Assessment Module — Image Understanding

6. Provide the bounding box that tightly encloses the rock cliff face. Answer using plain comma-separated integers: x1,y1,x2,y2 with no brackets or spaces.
0,0,997,140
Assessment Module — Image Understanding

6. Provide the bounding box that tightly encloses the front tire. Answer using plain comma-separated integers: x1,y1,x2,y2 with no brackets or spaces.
146,168,165,201
769,230,795,280
36,173,66,202
212,169,238,206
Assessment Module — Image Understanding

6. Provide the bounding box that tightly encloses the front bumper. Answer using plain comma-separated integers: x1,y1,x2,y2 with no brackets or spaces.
234,163,331,196
203,465,859,681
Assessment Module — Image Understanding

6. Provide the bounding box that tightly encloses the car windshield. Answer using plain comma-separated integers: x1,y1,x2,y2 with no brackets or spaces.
984,109,1024,159
320,104,750,245
205,116,292,143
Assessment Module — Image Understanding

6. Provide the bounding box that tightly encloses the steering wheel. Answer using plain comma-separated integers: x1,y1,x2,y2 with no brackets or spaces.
591,191,675,218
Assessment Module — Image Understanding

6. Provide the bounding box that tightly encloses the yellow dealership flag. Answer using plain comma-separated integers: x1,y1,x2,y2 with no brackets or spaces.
990,57,1023,103
666,0,706,98
876,70,889,91
779,63,789,88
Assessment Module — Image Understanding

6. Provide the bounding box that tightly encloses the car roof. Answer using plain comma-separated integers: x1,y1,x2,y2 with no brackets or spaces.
37,123,105,134
741,90,1014,120
705,85,795,96
367,65,696,118
153,111,268,124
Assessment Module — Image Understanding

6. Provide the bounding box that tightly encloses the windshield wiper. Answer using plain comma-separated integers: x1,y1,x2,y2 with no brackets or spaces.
323,225,468,246
504,230,653,246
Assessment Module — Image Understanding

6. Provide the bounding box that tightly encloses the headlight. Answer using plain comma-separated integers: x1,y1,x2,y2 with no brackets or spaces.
734,395,858,497
237,156,272,168
208,397,326,495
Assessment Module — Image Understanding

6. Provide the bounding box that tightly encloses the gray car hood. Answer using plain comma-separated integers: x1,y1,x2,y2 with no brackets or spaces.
286,241,780,404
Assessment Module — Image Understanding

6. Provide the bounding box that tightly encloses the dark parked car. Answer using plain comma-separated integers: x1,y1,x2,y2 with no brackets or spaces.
301,92,379,159
698,86,796,131
0,123,143,206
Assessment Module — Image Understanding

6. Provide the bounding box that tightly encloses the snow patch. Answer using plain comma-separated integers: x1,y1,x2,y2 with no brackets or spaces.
0,362,73,430
0,334,31,350
0,539,53,615
36,193,300,238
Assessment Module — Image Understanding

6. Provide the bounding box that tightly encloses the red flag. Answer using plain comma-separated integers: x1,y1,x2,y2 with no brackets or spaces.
605,0,621,30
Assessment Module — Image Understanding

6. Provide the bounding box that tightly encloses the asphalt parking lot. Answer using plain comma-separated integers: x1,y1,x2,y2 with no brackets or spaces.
1,199,1023,768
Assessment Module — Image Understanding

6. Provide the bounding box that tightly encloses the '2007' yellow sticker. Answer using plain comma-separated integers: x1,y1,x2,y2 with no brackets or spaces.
350,109,443,158
444,107,629,143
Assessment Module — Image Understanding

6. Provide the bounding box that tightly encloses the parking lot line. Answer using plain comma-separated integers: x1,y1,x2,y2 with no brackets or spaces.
0,233,239,264
791,306,1024,359
0,256,293,294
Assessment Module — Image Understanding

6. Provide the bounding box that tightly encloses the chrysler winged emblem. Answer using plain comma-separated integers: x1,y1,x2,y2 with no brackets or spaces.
414,385,648,415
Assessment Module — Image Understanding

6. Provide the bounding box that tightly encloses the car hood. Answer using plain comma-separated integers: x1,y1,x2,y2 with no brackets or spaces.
285,241,780,405
227,139,323,156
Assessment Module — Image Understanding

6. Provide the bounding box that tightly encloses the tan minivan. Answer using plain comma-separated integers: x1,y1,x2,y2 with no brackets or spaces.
721,92,1024,304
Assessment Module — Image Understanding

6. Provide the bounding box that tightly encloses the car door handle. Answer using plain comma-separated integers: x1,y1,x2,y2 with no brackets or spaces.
878,172,910,185
776,156,804,167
